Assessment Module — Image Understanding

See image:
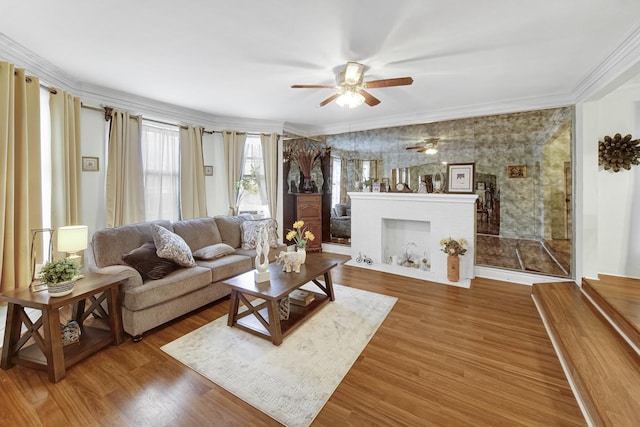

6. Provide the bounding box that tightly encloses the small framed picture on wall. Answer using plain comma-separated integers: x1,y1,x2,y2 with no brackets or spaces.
447,163,475,194
508,165,527,178
204,165,214,176
82,157,99,172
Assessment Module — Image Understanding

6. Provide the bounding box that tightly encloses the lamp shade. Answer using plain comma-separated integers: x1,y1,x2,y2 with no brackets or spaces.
57,225,88,253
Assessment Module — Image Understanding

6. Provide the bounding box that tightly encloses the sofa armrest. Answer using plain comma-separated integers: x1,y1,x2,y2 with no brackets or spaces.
90,265,143,289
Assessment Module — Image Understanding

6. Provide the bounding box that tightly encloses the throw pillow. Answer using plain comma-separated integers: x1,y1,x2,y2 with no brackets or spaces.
213,215,246,248
151,224,196,267
193,243,235,260
240,219,279,250
122,242,179,280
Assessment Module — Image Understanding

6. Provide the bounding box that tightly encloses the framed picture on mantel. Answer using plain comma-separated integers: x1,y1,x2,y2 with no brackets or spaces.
447,163,475,194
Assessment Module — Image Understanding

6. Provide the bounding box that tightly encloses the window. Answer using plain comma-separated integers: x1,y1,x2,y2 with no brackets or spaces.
237,136,269,218
141,122,180,221
38,86,52,261
331,156,342,207
362,159,370,182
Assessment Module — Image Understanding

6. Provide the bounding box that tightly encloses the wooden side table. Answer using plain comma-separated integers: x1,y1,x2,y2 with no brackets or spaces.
0,272,127,383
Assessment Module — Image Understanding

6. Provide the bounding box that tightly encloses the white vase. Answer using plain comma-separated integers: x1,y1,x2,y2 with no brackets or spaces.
297,247,306,264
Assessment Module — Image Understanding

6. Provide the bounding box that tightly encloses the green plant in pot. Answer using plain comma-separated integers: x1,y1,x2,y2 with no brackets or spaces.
40,258,80,297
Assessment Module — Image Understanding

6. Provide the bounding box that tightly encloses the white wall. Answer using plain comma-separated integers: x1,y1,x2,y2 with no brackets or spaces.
202,132,229,217
578,82,640,279
80,108,107,239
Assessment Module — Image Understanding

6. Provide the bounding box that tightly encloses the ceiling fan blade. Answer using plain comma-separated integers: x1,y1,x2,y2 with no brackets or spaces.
359,90,381,106
364,77,414,88
318,93,341,107
405,145,425,150
291,84,337,89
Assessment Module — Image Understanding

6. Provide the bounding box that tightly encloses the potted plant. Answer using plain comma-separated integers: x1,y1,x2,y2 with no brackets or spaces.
39,258,80,297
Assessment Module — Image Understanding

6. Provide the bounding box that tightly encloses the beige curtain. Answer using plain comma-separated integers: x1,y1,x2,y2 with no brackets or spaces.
260,133,278,219
106,110,145,227
223,131,246,215
179,126,207,219
49,89,82,232
0,63,43,292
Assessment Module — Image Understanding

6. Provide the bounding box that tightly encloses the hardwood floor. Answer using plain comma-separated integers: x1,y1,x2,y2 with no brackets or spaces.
0,254,585,426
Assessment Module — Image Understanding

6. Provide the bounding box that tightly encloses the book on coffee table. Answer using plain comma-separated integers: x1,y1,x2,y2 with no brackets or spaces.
289,289,315,306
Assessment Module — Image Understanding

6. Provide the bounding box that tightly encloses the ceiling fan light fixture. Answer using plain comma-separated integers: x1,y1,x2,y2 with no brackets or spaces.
336,89,365,108
344,62,364,85
425,147,438,155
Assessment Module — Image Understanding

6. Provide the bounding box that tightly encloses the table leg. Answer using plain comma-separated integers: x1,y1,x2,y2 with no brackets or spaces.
1,304,21,370
43,307,66,383
324,271,336,301
106,286,124,345
266,299,283,345
227,290,239,327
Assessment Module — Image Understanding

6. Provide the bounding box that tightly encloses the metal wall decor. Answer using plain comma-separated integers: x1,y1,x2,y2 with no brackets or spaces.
598,133,640,172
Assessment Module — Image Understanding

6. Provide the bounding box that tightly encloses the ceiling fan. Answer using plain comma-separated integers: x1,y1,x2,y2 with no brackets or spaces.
406,138,439,155
291,61,413,108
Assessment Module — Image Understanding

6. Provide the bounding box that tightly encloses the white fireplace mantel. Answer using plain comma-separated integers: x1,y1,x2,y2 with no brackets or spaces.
347,192,478,288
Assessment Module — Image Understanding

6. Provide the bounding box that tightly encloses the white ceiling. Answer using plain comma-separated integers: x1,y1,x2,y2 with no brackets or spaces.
1,1,640,135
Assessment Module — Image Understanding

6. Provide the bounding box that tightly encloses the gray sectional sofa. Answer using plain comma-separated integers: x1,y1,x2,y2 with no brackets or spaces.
89,215,286,341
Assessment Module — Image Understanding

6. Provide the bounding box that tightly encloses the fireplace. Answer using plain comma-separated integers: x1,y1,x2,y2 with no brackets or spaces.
382,218,431,270
348,192,477,287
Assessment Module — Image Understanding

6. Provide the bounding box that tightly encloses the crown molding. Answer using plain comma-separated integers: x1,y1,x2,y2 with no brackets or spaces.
572,19,640,102
0,32,284,133
314,93,575,135
77,81,284,133
0,33,77,91
4,22,640,137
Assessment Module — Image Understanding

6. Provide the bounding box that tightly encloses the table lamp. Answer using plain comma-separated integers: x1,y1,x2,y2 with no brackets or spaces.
57,225,88,265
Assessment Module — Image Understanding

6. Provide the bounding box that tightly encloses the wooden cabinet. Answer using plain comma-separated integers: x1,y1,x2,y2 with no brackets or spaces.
295,193,322,252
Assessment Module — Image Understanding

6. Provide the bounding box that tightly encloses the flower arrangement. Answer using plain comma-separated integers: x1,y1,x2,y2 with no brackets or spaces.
39,258,80,285
440,237,467,257
286,220,315,249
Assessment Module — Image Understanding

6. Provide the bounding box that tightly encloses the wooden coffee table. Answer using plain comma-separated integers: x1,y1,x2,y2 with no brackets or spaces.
0,272,127,382
223,255,337,345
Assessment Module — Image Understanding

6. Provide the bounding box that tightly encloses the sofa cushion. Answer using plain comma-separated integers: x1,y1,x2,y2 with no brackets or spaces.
91,220,173,268
122,266,212,311
193,243,235,260
172,217,222,251
195,254,253,282
152,224,196,267
214,215,246,248
122,242,179,280
240,219,279,250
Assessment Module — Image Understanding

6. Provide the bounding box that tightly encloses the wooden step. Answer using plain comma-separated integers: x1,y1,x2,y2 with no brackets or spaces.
532,281,640,427
583,275,640,352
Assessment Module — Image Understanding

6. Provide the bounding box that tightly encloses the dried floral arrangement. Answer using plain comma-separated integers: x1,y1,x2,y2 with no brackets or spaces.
598,133,640,172
440,237,467,257
291,141,321,178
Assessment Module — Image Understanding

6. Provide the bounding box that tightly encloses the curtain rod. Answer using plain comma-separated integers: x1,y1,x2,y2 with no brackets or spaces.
84,104,218,134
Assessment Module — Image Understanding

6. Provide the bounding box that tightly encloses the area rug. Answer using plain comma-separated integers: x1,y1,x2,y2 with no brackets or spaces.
161,283,397,427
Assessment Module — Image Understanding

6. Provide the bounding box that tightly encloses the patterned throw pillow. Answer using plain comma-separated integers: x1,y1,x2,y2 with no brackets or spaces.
193,243,235,260
122,242,179,280
240,219,279,250
151,224,196,267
